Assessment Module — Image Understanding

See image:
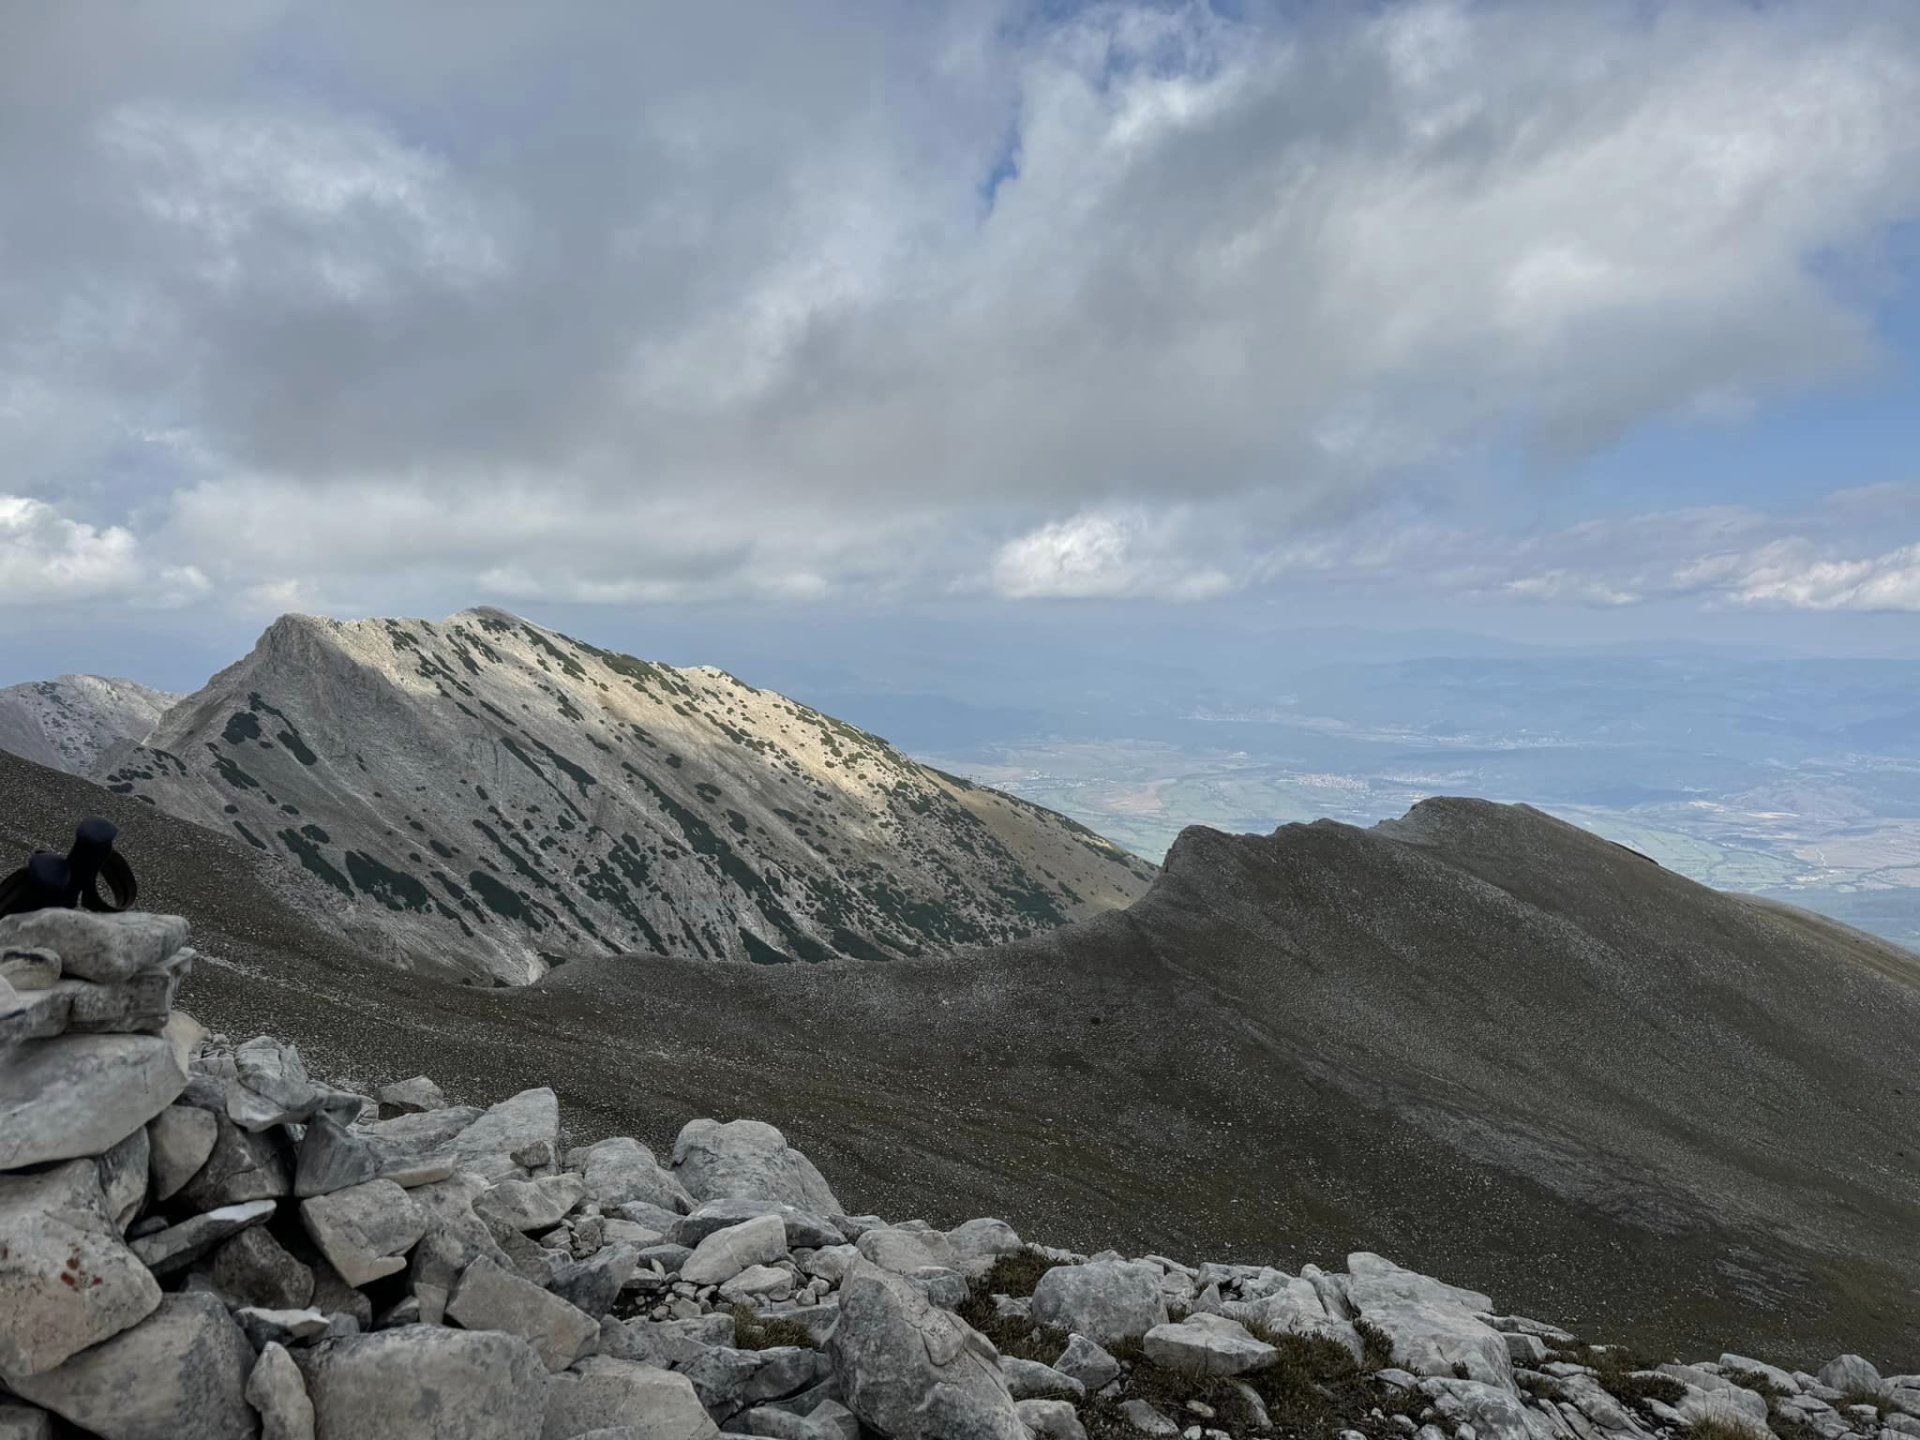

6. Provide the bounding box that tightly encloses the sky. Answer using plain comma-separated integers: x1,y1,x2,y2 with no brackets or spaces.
3,0,1919,694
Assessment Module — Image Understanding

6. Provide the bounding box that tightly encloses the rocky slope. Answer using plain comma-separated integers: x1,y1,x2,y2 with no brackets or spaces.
1,908,1915,1440
7,749,1916,1362
0,674,177,774
99,608,1154,983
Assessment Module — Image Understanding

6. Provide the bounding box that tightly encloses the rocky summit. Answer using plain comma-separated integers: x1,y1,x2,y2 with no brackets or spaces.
96,608,1153,984
6,908,1917,1440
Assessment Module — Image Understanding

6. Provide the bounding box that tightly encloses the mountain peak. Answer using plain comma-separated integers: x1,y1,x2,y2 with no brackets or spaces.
103,608,1155,984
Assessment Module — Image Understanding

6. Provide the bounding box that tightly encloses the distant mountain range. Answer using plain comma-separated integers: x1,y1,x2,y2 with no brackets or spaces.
64,608,1153,984
0,674,177,774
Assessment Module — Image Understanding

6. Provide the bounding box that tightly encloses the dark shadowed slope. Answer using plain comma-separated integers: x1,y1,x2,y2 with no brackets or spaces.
7,755,1914,1366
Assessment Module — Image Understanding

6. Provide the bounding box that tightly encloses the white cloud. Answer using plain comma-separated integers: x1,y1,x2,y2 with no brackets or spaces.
1708,539,1920,612
0,1,1917,616
990,511,1234,601
0,495,204,605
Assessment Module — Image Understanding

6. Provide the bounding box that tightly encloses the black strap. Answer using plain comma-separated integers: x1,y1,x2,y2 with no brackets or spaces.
0,818,137,920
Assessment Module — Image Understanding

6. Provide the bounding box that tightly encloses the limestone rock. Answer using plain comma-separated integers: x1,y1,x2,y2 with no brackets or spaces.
301,1178,428,1287
305,1325,547,1440
97,1123,150,1230
1418,1378,1556,1440
683,1213,790,1286
1016,1398,1088,1440
1218,1276,1362,1361
228,1036,362,1132
550,1244,641,1318
541,1355,720,1440
210,1224,316,1310
475,1173,587,1234
856,1226,956,1275
147,1102,219,1200
947,1219,1024,1280
445,1087,559,1180
180,1100,292,1209
0,1018,193,1168
1822,1356,1885,1396
0,911,188,984
377,1075,447,1115
445,1256,598,1372
578,1135,694,1212
1143,1315,1277,1377
0,1403,51,1439
829,1258,1027,1440
673,1119,841,1214
247,1341,316,1440
0,947,59,989
130,1197,275,1275
720,1263,797,1305
1345,1257,1511,1389
1030,1260,1169,1345
1054,1335,1122,1392
3,1292,255,1440
0,1159,161,1377
682,1345,824,1424
675,1197,843,1250
1001,1358,1086,1400
1120,1400,1180,1436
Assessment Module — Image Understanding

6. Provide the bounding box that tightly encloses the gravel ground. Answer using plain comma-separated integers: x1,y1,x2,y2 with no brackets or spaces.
7,750,1916,1367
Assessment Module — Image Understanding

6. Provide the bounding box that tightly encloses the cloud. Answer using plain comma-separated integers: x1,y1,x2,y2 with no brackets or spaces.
1,0,1918,613
0,495,207,606
1258,490,1920,613
990,510,1234,600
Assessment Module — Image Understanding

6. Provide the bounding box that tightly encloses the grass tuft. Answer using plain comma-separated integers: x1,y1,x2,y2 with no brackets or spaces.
729,1305,819,1350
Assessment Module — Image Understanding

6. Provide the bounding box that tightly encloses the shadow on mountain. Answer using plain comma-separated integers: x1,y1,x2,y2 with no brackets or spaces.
6,746,1915,1365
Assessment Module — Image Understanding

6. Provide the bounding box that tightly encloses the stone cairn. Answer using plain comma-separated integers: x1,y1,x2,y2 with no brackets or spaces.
1,911,1915,1440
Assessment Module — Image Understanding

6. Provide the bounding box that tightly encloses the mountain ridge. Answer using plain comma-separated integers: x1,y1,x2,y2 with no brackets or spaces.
0,673,178,775
99,608,1155,984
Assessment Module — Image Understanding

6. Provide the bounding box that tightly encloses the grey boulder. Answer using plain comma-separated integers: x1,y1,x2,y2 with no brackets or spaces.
210,1224,316,1310
1030,1261,1168,1345
377,1075,447,1115
541,1355,720,1440
578,1136,694,1212
147,1102,219,1200
246,1341,315,1440
672,1119,841,1214
1820,1356,1884,1396
3,1293,254,1440
1143,1315,1276,1377
301,1178,428,1287
1000,1358,1086,1400
683,1213,789,1286
1015,1398,1088,1440
675,1197,843,1250
445,1256,598,1373
1053,1335,1121,1392
0,911,188,985
0,1159,161,1377
130,1197,275,1275
0,1017,193,1169
828,1258,1027,1440
305,1325,547,1440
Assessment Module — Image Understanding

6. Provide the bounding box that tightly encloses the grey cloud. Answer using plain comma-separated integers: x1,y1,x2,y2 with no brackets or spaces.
2,0,1918,610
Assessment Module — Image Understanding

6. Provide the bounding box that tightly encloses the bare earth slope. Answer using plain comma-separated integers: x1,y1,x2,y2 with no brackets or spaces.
100,607,1154,983
0,674,177,773
6,756,1912,1363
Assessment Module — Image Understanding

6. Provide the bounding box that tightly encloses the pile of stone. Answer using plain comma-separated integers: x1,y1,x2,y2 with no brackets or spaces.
2,910,1915,1440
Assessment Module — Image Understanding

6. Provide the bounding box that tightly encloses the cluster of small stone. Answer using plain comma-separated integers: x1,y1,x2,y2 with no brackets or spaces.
1,909,1915,1440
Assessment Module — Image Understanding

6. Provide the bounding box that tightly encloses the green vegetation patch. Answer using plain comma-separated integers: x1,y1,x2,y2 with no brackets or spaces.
728,1305,817,1350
